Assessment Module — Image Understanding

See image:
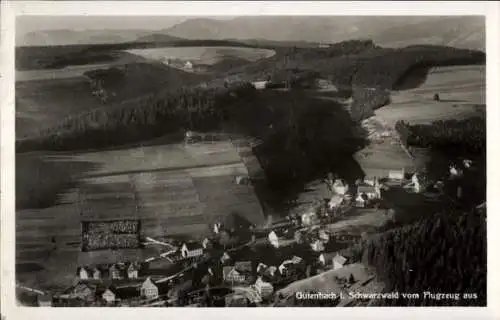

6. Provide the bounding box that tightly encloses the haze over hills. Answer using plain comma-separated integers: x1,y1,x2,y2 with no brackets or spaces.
17,16,484,51
162,16,485,50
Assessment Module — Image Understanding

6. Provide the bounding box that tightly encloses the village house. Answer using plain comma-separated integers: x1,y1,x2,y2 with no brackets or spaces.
202,237,213,250
252,81,269,90
332,179,349,195
102,288,117,304
318,229,330,243
278,256,304,276
77,266,90,280
328,194,344,211
333,254,348,270
355,193,369,208
463,159,473,169
91,267,101,280
257,262,268,274
213,222,222,234
127,263,139,279
181,242,204,259
235,175,250,185
140,277,159,300
37,293,53,307
254,277,274,299
310,239,325,252
235,261,253,274
220,252,231,264
109,264,122,280
184,61,193,71
388,169,405,182
264,266,278,278
223,266,246,284
268,230,280,248
449,164,464,179
301,211,318,226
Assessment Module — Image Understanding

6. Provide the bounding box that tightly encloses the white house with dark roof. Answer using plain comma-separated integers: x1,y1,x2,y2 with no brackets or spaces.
127,263,139,279
223,266,246,283
91,267,101,280
202,238,213,250
332,179,349,195
109,264,122,280
333,254,348,270
235,261,253,274
140,277,159,299
254,277,274,299
257,262,268,274
268,231,280,248
181,242,204,258
310,239,325,252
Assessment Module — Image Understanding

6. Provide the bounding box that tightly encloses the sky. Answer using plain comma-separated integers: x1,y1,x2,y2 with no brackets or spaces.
16,16,234,37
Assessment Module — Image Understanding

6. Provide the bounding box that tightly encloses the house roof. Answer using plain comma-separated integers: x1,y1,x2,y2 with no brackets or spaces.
223,266,235,278
183,242,203,251
76,266,92,275
235,261,252,272
141,277,158,289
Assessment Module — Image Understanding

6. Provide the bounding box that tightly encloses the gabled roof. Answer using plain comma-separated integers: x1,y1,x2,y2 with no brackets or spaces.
141,277,158,289
127,262,139,271
182,242,203,251
333,254,347,265
235,261,252,272
223,266,242,279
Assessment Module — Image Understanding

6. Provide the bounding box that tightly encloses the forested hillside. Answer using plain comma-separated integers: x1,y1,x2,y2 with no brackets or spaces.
345,205,486,306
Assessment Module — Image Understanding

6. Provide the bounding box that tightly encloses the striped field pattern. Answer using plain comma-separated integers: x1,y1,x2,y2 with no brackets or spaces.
16,138,265,289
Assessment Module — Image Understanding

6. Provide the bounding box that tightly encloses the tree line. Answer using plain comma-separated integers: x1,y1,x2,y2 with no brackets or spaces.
16,83,258,152
395,117,486,155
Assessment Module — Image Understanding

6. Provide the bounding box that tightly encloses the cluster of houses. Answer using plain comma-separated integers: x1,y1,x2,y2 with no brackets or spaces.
77,262,143,281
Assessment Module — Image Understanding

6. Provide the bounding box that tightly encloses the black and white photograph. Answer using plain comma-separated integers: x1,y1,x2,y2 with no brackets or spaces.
1,1,498,316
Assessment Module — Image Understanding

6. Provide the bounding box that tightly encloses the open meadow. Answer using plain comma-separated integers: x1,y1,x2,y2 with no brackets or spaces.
126,46,276,66
376,65,485,126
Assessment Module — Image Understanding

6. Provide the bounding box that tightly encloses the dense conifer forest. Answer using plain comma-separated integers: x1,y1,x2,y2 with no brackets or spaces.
346,205,486,306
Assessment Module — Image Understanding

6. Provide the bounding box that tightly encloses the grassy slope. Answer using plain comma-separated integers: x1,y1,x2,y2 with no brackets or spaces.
16,62,208,139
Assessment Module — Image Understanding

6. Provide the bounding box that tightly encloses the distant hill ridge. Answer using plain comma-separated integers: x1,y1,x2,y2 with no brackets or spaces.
18,16,484,51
